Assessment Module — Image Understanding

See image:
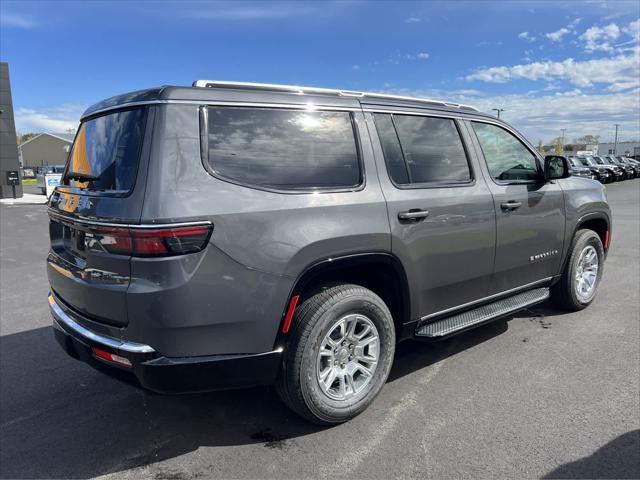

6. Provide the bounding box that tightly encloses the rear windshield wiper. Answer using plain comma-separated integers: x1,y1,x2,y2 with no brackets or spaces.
65,171,101,182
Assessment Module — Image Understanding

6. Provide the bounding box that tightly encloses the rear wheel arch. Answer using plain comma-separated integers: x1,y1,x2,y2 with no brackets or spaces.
274,253,412,348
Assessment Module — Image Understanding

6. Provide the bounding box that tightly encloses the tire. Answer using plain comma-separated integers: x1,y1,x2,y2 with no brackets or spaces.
276,283,395,425
551,229,604,311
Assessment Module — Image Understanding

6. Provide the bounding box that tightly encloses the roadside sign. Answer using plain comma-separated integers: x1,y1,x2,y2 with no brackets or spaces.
6,171,20,198
6,170,19,186
45,173,62,198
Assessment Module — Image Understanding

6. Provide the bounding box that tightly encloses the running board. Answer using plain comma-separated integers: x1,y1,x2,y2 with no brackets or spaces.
415,287,550,339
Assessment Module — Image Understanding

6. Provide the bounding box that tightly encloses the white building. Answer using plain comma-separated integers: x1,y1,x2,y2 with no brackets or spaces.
597,141,640,157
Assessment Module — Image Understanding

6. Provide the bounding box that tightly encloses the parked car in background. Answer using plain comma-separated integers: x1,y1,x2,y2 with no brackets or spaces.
596,156,633,180
36,165,66,194
47,81,612,424
621,157,640,171
583,156,624,182
566,157,596,180
570,156,612,183
607,156,639,178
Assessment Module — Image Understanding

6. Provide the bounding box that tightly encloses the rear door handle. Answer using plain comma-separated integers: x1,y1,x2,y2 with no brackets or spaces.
500,201,522,211
398,209,430,221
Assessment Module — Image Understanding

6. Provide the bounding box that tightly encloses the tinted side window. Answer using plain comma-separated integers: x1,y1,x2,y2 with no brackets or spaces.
207,107,360,190
374,113,471,185
471,122,540,182
372,114,409,184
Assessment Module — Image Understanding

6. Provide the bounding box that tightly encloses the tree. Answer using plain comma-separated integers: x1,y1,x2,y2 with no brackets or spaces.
573,134,600,145
554,137,564,155
537,140,546,154
17,133,39,145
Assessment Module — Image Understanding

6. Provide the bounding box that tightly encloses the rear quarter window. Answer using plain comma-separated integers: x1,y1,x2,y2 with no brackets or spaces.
205,107,361,191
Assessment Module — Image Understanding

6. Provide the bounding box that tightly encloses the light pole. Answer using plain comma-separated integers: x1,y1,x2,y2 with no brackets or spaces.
561,128,566,154
613,124,620,155
492,108,504,119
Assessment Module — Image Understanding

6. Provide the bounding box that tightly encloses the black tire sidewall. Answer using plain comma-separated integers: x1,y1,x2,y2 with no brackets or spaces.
299,291,395,423
566,230,604,309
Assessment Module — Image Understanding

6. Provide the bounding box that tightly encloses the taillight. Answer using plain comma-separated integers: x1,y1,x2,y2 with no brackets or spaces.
91,224,212,257
92,347,132,368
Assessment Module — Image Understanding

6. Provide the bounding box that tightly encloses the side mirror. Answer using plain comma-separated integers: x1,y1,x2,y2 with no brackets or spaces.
544,155,571,180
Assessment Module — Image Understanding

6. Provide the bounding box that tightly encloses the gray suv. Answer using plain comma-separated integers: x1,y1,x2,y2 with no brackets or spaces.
48,81,611,424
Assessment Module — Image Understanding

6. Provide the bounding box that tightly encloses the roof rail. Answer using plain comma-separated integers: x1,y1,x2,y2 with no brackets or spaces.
192,80,479,112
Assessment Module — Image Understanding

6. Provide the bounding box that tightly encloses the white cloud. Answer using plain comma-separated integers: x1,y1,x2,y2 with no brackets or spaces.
14,104,85,134
623,18,640,41
0,12,37,28
580,22,621,52
607,81,638,91
518,31,536,43
405,17,421,23
544,18,581,42
380,87,640,143
546,27,571,42
466,48,640,88
351,64,360,71
417,52,430,59
554,88,583,96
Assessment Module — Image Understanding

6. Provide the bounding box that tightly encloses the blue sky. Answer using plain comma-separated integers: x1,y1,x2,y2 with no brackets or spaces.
1,0,638,143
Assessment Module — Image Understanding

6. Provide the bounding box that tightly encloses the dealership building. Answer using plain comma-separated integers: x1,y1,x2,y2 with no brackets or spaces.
597,141,640,157
0,62,22,198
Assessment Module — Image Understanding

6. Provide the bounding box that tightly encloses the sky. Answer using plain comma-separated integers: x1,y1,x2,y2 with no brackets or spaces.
1,0,639,144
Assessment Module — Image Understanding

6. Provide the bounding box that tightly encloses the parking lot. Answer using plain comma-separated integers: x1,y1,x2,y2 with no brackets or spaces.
0,181,638,479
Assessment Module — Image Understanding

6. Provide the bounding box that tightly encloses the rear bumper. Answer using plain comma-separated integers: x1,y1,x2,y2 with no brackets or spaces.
49,293,282,393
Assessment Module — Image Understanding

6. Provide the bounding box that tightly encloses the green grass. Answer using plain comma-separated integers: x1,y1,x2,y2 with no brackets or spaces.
22,178,37,186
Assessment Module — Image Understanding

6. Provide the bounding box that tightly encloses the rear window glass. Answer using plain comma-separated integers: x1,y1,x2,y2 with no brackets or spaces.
63,108,146,192
206,107,361,190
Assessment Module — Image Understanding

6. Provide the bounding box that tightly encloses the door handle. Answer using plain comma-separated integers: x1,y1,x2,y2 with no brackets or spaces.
398,209,430,221
500,201,522,211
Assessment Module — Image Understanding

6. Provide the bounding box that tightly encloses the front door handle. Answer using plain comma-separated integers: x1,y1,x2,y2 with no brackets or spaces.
398,209,430,221
500,201,522,211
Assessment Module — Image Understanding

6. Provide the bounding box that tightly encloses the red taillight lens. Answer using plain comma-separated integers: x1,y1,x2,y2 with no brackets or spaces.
133,226,213,255
92,347,133,368
93,226,133,254
92,224,212,257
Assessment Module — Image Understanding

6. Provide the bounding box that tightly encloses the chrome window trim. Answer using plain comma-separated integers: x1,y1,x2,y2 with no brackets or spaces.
419,277,553,322
49,294,155,354
47,209,212,230
362,107,467,120
82,99,359,120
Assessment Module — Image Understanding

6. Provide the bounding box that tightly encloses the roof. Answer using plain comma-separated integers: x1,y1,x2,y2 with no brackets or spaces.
82,81,488,119
18,132,75,148
51,132,76,142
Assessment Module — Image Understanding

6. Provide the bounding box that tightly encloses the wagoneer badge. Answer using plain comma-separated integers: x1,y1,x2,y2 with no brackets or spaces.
530,250,559,262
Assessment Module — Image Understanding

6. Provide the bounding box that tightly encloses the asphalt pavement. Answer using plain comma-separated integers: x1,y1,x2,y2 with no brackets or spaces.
1,181,638,479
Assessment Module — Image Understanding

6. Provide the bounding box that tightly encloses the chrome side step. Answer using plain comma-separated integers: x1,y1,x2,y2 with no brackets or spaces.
415,287,550,339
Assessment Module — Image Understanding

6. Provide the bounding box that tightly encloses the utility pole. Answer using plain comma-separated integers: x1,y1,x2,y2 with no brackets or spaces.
492,108,504,119
561,128,566,154
613,124,620,155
